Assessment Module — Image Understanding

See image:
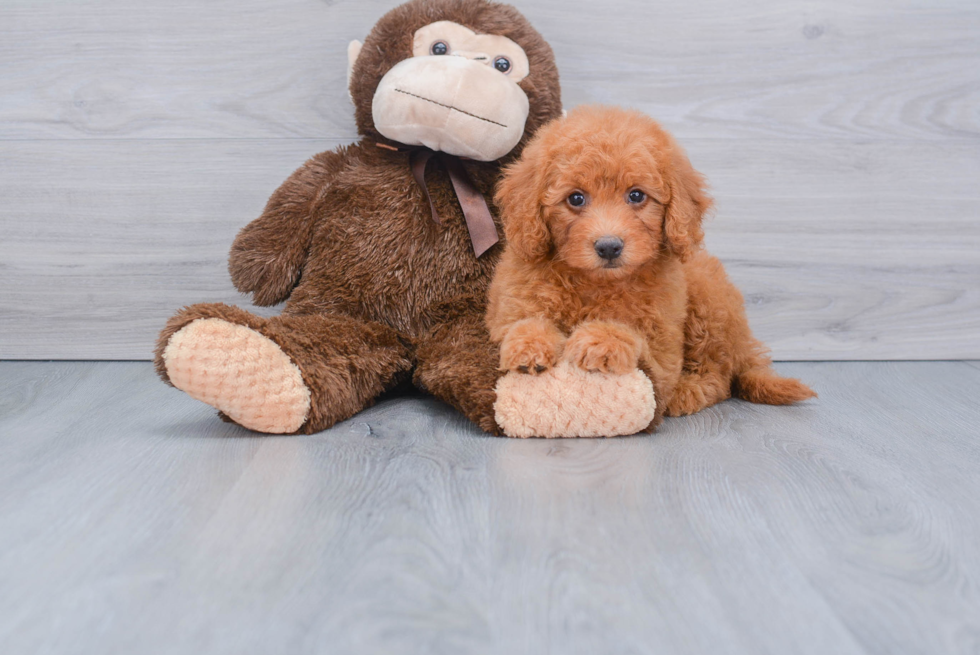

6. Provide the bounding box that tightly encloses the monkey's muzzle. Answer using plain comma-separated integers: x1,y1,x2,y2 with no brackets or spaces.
372,55,530,162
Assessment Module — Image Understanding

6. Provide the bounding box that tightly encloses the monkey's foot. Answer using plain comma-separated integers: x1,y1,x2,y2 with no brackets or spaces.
494,361,656,438
161,318,311,434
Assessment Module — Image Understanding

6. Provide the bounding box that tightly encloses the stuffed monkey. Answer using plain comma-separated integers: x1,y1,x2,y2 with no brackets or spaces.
155,0,656,437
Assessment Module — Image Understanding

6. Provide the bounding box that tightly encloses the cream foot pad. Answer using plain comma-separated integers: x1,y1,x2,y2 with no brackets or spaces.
162,318,311,434
494,361,656,438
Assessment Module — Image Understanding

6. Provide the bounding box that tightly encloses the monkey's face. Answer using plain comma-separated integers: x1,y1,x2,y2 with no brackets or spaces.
366,21,532,161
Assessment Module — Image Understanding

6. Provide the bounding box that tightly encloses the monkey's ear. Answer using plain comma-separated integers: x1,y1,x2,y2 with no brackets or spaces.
347,40,363,103
495,145,552,263
663,141,712,261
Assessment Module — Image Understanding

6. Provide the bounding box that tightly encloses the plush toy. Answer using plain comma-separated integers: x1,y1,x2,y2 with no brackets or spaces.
154,0,656,438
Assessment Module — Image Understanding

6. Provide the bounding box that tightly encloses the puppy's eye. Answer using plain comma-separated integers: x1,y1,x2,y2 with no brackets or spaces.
493,56,511,73
567,192,586,208
431,41,449,55
627,189,646,204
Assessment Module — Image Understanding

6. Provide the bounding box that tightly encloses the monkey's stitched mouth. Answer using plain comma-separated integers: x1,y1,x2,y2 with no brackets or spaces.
394,88,507,128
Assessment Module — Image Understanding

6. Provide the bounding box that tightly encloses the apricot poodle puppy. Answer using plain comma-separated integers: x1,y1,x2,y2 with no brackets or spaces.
487,106,815,422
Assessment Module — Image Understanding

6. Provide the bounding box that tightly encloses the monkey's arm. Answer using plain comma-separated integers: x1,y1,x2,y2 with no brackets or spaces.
229,150,346,306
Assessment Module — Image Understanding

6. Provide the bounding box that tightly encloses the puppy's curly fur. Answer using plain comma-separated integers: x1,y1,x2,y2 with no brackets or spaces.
487,106,815,419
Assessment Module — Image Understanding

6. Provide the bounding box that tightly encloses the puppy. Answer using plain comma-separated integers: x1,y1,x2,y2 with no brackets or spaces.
487,106,815,427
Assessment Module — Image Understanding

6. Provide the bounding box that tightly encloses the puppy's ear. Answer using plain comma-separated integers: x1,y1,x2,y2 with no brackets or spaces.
663,140,712,261
494,142,552,263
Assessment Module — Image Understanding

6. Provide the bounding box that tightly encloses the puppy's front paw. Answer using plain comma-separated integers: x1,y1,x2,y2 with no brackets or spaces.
499,319,564,375
564,322,641,375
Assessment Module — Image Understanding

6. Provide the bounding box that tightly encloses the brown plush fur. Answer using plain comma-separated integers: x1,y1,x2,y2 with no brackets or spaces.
154,0,563,435
487,106,815,419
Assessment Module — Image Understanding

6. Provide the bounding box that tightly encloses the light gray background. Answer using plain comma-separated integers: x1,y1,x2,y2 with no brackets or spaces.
2,0,977,360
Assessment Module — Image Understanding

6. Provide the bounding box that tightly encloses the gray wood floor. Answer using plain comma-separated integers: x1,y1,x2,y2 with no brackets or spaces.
2,360,979,654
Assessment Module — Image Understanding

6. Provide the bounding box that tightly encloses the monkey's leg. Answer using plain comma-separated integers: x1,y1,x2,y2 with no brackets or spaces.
413,305,505,435
413,299,658,438
491,361,659,438
155,303,411,434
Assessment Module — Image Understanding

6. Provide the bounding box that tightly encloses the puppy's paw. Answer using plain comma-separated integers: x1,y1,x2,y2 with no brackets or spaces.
500,342,558,375
499,319,565,375
564,322,641,375
664,380,708,416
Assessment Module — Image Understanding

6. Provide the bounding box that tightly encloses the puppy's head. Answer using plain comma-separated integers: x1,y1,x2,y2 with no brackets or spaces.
495,106,711,277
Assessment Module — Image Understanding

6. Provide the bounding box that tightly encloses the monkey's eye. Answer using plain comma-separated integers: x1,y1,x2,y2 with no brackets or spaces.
493,56,511,73
627,189,646,204
567,192,586,208
431,41,449,56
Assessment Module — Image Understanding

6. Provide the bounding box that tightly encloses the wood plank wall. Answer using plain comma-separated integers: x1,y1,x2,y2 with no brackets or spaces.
1,0,978,360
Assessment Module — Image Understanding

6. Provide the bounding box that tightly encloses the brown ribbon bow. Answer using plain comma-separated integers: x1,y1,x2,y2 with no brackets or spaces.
408,148,500,258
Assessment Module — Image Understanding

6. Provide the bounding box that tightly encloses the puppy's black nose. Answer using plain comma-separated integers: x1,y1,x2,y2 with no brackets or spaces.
594,236,624,261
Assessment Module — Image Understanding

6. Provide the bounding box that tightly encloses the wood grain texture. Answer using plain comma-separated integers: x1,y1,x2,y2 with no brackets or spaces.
0,139,339,359
2,138,977,360
1,0,978,359
1,361,979,654
1,0,977,142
